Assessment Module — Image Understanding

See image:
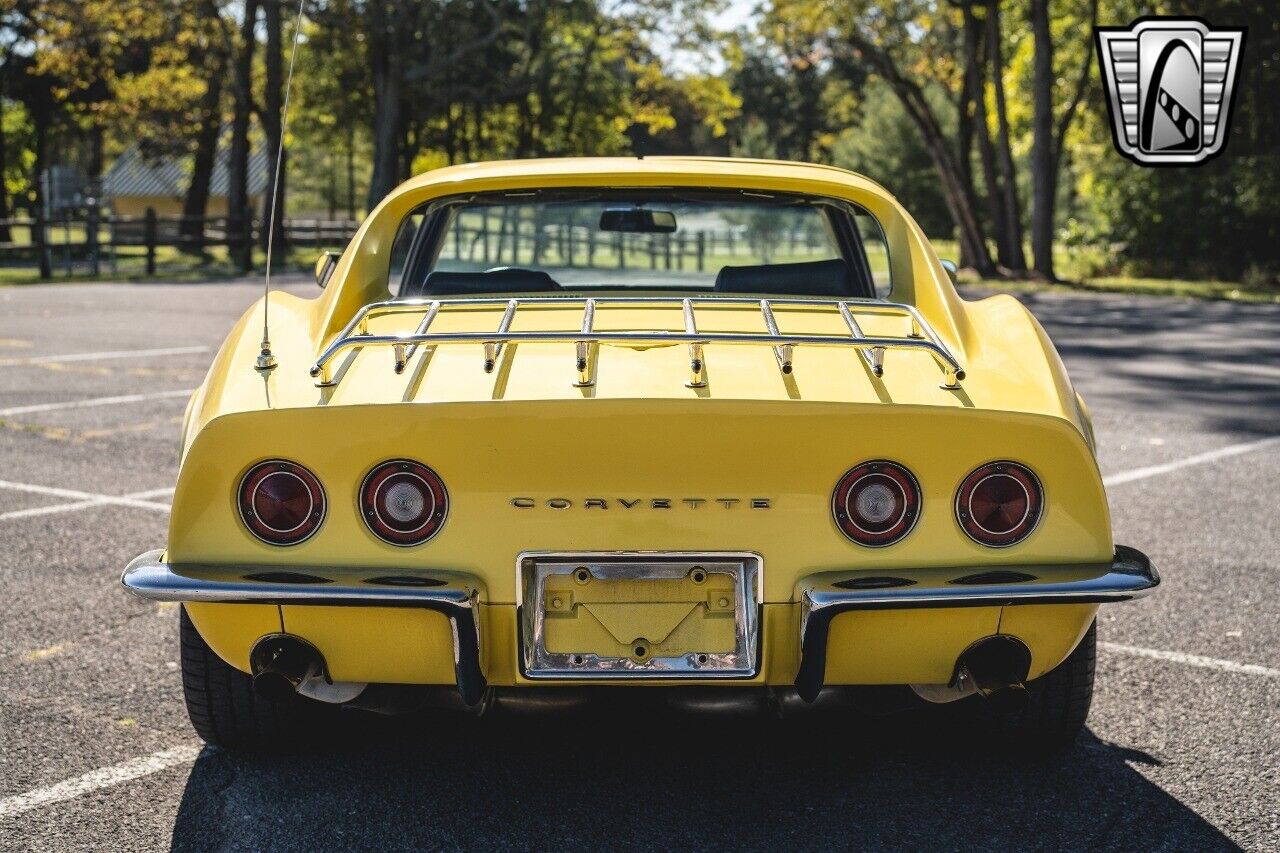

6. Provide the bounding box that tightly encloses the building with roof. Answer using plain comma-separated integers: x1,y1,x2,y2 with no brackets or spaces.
102,138,270,219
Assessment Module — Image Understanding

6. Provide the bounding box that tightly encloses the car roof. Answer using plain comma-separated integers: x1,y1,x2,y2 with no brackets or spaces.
390,156,896,203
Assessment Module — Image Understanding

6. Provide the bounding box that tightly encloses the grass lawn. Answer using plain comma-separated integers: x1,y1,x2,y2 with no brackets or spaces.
928,239,1280,304
0,244,329,286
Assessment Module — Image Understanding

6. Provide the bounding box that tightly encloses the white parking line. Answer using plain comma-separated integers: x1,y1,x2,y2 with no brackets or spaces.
1104,434,1280,486
0,389,194,418
0,345,209,366
0,487,175,522
0,745,200,820
0,480,173,513
1100,642,1280,678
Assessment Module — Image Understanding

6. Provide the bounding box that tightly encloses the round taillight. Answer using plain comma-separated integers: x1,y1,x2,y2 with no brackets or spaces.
955,461,1043,547
832,460,921,547
360,460,448,546
238,460,325,545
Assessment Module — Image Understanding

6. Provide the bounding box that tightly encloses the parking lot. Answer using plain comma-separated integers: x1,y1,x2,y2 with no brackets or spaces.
0,278,1277,851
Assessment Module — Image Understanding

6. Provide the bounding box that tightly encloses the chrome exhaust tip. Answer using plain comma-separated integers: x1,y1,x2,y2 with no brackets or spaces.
911,635,1031,705
959,635,1032,696
249,634,325,701
253,669,303,703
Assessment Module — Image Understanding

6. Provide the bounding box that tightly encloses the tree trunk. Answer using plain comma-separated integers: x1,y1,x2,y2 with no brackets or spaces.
987,0,1027,271
367,51,402,209
260,0,287,257
0,78,10,244
963,4,1014,268
32,104,51,279
893,68,994,276
911,97,992,275
1030,0,1056,280
346,123,356,219
842,30,996,277
89,127,104,183
181,59,225,253
562,25,603,151
327,151,336,220
228,0,260,273
1039,0,1100,275
956,9,977,270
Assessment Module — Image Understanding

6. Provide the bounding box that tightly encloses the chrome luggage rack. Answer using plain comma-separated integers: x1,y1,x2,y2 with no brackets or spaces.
309,295,965,389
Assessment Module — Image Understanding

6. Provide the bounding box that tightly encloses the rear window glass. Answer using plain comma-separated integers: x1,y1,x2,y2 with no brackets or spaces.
431,199,842,290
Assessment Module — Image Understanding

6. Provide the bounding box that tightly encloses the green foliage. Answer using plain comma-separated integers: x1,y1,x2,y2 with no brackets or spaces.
1,0,1275,284
1065,0,1280,282
830,79,952,238
2,99,36,201
725,2,857,162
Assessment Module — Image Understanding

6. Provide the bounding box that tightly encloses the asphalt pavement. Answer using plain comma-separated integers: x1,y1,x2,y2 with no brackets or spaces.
0,277,1276,851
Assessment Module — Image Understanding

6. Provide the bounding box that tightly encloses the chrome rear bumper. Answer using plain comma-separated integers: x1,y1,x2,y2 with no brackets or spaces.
793,545,1158,702
124,546,1157,707
121,549,487,705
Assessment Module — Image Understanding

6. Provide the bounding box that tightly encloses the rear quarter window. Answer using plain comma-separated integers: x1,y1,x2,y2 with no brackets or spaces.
854,210,892,298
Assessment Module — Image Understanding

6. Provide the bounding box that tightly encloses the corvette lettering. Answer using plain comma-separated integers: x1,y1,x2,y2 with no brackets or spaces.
510,497,772,510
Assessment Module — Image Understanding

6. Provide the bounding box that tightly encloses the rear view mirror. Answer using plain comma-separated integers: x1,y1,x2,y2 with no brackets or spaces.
598,207,677,234
940,258,958,285
314,251,339,288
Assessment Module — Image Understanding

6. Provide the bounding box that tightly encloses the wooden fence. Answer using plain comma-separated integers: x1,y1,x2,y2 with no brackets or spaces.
0,210,361,279
0,208,829,280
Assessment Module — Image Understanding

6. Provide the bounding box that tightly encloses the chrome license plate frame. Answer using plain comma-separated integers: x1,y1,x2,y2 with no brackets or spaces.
518,551,761,679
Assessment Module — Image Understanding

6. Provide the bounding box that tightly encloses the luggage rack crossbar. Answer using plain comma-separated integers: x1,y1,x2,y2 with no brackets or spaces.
311,295,965,389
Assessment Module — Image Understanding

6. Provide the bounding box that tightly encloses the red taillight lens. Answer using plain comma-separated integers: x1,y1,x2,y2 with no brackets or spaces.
361,460,448,546
955,461,1043,547
832,460,921,547
238,460,325,545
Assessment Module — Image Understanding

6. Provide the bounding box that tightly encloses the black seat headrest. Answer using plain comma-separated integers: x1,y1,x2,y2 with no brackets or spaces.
415,268,561,297
713,258,852,297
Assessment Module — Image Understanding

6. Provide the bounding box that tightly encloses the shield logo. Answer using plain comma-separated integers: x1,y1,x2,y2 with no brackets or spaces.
1095,17,1246,166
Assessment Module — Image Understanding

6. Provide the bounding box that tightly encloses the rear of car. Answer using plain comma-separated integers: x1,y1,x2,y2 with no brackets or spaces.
122,158,1156,751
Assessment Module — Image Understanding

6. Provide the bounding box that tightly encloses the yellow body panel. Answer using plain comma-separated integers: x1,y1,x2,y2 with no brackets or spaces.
168,157,1112,689
185,603,281,672
824,608,1002,685
1000,604,1100,680
280,607,459,685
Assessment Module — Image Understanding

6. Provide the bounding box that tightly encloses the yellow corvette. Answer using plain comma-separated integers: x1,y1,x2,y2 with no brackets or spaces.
122,157,1157,750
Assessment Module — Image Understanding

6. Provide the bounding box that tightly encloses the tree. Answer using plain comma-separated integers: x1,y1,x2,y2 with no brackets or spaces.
180,0,231,252
819,0,996,275
957,1,1017,268
25,1,191,181
227,0,259,272
830,79,953,238
724,5,859,165
0,57,11,244
350,0,502,207
984,0,1024,272
1029,0,1096,281
293,2,371,219
1082,0,1278,283
260,0,287,255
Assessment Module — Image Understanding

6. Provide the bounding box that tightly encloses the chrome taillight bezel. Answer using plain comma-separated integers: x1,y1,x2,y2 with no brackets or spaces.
360,459,449,546
955,461,1044,548
832,460,922,547
237,459,326,546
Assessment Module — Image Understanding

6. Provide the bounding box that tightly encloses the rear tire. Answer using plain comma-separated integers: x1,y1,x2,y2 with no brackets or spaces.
179,606,332,750
985,620,1097,751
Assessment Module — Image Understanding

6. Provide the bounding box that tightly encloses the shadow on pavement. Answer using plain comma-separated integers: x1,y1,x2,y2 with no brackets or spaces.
169,700,1237,852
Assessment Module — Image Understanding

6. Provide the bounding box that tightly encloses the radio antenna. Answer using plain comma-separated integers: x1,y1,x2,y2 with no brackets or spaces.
256,0,308,372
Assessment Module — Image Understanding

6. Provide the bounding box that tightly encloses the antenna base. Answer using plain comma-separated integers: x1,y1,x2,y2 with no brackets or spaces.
255,343,278,372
